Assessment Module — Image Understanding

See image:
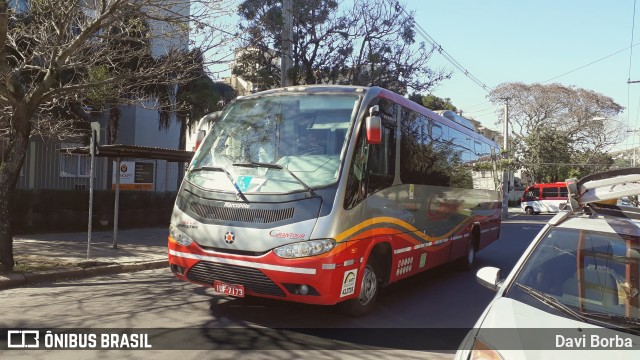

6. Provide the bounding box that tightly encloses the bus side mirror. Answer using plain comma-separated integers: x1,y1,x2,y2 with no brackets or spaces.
366,115,382,144
194,130,206,151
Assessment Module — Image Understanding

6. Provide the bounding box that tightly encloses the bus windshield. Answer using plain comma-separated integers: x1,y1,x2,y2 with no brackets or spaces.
187,93,359,194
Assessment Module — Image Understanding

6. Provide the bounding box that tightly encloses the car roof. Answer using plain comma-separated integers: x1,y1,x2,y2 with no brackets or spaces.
548,168,640,237
554,211,640,238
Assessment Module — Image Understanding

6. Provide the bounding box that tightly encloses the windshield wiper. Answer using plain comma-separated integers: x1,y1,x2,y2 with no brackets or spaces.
515,283,639,333
232,162,318,197
190,166,248,201
516,283,589,322
579,312,640,334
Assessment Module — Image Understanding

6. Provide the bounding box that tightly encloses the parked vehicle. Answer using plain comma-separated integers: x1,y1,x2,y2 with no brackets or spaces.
521,182,568,215
168,85,503,316
456,169,640,359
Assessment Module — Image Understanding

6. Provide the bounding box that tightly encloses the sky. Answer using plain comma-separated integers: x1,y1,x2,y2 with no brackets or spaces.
409,0,639,151
207,0,640,152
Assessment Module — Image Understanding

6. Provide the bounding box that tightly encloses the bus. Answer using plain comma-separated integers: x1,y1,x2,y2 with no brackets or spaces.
168,85,502,316
520,182,568,215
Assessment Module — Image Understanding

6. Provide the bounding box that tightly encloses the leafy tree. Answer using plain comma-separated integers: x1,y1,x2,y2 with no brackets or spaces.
519,127,572,183
234,0,450,94
176,72,236,150
419,94,458,112
0,0,231,272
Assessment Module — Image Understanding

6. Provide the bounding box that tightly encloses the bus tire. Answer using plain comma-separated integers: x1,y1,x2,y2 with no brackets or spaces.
525,207,534,215
338,262,379,317
460,236,476,271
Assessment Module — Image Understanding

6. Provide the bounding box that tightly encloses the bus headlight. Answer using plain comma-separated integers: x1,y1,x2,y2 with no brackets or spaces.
274,239,335,259
169,224,193,247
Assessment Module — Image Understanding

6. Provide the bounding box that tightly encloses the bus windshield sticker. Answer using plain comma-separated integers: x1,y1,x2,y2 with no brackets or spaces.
236,176,253,192
340,269,358,297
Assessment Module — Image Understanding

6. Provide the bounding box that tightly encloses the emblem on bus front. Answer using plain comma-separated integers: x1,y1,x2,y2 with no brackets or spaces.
224,232,235,244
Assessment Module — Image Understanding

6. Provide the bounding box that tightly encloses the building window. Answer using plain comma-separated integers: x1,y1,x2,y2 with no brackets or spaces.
59,143,92,178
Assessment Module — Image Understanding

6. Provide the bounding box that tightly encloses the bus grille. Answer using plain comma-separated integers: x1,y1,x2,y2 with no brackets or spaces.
186,261,286,297
190,203,294,224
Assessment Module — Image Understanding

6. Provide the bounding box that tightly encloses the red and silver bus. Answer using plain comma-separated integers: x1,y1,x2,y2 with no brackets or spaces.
520,182,569,215
168,85,502,316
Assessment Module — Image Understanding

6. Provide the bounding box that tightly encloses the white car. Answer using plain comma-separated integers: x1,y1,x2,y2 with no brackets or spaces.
456,169,640,359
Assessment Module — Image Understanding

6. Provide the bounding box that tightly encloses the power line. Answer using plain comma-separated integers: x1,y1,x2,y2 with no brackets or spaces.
542,42,640,83
386,0,491,93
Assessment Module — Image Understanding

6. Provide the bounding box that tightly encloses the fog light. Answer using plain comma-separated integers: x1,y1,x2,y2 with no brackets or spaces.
171,264,186,275
299,284,309,295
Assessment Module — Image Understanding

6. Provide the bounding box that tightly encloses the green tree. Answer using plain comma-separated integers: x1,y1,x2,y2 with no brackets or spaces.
234,0,450,94
420,94,458,111
520,127,572,183
176,73,236,150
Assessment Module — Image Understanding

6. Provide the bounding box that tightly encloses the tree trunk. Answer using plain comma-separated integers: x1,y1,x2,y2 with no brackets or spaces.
0,113,31,273
108,106,120,144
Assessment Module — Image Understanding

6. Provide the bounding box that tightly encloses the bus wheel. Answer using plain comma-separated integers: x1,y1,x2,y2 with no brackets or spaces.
460,237,476,271
338,262,379,317
525,207,534,215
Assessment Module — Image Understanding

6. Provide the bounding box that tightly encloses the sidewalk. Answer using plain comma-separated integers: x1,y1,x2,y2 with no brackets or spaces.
0,227,169,290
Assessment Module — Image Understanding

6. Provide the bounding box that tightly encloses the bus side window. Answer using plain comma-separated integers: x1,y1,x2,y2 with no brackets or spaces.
367,125,396,195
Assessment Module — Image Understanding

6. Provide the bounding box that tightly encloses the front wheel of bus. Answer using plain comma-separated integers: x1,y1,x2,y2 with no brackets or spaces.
338,263,379,317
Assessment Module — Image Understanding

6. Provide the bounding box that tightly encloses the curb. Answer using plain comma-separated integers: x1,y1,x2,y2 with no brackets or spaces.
0,260,168,291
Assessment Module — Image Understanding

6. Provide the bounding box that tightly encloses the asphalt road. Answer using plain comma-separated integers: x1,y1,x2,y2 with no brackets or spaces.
0,213,551,359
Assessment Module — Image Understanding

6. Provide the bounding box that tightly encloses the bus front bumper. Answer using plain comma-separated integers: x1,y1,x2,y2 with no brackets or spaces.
168,237,364,306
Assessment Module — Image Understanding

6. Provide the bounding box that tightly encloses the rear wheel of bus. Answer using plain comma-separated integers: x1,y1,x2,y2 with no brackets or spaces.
460,230,479,271
338,261,379,317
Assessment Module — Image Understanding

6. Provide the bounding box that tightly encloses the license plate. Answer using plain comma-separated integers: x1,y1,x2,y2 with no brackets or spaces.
213,280,245,298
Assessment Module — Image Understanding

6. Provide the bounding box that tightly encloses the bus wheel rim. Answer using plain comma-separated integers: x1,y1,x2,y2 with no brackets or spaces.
358,265,377,306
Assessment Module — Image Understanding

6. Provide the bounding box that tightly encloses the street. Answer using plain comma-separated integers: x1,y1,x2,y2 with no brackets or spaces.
0,213,550,359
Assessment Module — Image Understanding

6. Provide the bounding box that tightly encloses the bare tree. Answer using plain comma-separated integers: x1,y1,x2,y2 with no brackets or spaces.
0,0,233,272
489,82,626,152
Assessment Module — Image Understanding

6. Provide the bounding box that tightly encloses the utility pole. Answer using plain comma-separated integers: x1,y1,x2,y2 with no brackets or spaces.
628,129,640,167
281,0,292,87
501,98,511,219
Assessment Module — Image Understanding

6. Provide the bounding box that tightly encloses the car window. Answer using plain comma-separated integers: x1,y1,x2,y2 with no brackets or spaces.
559,187,568,197
541,187,559,198
507,227,640,318
524,188,540,200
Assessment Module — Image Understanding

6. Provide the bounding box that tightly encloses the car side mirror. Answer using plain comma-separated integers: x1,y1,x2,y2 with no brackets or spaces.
476,266,502,291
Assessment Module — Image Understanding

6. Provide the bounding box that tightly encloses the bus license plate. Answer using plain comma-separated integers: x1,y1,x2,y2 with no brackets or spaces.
213,280,245,297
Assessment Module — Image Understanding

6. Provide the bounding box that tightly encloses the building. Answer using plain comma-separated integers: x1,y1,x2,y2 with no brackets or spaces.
0,0,190,193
